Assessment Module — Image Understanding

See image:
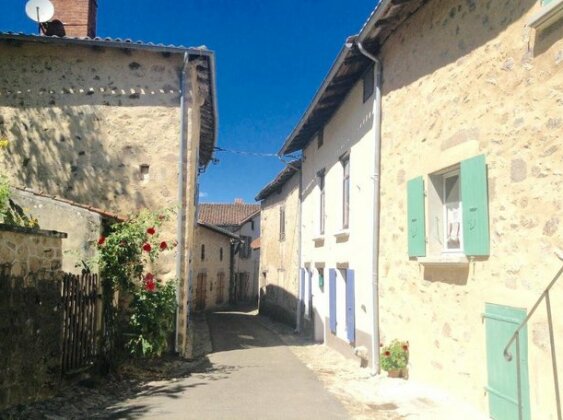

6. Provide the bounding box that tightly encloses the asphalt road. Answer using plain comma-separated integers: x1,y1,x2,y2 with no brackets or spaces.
113,308,349,419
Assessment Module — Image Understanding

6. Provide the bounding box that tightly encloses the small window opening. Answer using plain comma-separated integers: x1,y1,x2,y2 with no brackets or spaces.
140,164,150,181
220,247,223,261
201,244,205,261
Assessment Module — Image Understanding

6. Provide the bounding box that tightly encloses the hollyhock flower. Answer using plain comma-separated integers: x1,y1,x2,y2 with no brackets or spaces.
159,241,168,251
142,243,152,252
97,236,106,246
384,351,391,357
145,280,156,292
144,273,154,282
147,227,156,235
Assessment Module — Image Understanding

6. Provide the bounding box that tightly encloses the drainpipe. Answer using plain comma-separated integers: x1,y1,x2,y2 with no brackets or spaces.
175,52,190,353
348,38,383,375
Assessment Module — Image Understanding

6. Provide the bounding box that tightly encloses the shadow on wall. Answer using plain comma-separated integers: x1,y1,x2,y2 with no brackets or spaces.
382,0,551,94
259,284,298,328
0,105,145,212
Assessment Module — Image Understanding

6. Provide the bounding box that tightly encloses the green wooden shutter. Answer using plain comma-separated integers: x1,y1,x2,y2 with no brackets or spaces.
407,177,426,257
542,0,555,5
461,154,490,256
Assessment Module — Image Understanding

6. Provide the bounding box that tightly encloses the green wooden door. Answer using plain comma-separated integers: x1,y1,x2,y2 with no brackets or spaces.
484,303,530,420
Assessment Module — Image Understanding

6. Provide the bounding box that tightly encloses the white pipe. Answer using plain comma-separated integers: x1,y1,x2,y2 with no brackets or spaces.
355,41,382,376
175,52,189,353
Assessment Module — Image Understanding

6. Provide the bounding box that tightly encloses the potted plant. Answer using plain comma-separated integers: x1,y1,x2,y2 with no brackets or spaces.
380,340,409,378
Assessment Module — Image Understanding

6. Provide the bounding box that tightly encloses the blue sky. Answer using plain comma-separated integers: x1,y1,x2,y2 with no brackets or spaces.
1,0,376,203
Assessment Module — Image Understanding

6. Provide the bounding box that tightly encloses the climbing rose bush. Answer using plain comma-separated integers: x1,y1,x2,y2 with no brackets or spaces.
96,208,177,359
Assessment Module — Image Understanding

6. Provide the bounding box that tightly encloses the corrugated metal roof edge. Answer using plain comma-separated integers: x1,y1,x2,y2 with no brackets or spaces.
0,32,214,56
278,0,394,156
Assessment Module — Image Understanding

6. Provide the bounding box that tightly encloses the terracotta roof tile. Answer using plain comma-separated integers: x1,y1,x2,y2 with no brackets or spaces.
198,203,260,226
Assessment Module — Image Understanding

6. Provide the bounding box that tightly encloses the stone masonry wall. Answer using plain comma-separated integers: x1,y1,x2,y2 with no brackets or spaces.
0,228,65,409
259,172,300,327
378,0,562,417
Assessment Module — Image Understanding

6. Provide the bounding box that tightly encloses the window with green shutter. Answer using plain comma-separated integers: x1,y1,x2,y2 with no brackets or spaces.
411,154,490,259
407,177,426,257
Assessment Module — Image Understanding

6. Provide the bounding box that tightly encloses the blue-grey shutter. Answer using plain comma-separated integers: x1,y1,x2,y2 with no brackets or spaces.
345,269,355,343
407,177,426,257
460,154,490,256
329,269,337,334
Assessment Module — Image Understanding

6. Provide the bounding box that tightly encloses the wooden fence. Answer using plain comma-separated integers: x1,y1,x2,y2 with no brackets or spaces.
60,273,99,375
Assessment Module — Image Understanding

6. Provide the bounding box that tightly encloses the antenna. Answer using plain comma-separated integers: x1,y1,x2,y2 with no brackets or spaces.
25,0,55,34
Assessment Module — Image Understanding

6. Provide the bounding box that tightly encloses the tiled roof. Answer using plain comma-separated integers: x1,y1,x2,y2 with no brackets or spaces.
198,222,241,240
198,203,260,227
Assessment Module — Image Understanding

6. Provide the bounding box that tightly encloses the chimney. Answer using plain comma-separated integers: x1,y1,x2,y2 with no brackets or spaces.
234,198,244,205
50,0,97,38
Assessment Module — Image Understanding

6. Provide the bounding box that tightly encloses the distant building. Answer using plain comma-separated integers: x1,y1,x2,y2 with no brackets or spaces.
255,161,303,329
199,200,260,303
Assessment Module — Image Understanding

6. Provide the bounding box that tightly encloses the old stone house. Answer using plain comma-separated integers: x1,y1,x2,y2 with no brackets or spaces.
199,200,260,303
278,0,562,418
192,222,240,311
255,161,303,329
0,0,218,357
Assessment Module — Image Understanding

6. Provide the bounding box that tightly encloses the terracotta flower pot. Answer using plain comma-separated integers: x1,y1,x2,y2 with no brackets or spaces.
387,369,402,378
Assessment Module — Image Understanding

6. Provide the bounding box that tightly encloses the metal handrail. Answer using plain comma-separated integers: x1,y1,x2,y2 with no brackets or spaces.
503,252,563,420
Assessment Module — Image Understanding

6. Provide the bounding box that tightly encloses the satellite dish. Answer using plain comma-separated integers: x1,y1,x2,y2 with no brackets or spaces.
25,0,55,23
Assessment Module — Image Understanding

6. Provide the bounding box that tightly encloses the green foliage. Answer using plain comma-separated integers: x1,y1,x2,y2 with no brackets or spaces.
380,340,409,371
96,208,177,362
0,175,10,219
127,279,177,357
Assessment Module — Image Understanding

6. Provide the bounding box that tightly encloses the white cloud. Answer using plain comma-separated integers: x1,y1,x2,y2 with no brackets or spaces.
199,191,208,198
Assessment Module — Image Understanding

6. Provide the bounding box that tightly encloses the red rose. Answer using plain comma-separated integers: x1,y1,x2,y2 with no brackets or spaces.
145,280,156,292
147,227,156,235
97,236,106,246
144,273,154,282
142,243,152,252
384,351,391,357
159,241,168,251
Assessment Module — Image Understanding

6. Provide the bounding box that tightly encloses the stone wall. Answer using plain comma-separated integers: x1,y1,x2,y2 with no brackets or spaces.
0,227,66,409
258,172,300,327
0,225,66,276
10,189,106,274
191,225,232,311
377,0,562,417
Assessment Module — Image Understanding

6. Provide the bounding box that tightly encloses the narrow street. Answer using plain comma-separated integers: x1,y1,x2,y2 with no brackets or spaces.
111,308,350,419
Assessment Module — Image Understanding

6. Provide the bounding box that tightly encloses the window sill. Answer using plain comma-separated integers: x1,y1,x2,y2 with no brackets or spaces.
528,0,563,29
312,236,325,246
334,230,350,241
416,255,469,266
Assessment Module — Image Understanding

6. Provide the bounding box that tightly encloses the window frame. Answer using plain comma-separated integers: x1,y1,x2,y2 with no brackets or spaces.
441,168,464,254
341,153,350,230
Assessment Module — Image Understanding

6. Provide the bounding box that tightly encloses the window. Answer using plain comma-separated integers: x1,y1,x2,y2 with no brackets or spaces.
220,247,223,261
317,128,324,148
341,154,350,229
201,244,205,261
250,220,255,231
279,206,286,241
239,236,251,259
407,154,490,258
363,64,374,103
318,169,326,235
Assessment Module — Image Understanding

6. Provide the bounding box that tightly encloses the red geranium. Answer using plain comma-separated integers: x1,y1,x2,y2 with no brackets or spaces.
144,273,155,282
142,243,152,252
145,280,156,292
147,227,156,235
159,241,168,251
97,236,106,246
